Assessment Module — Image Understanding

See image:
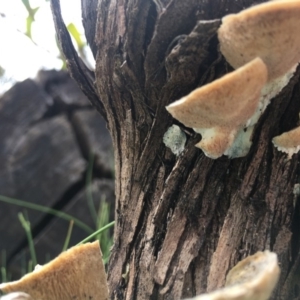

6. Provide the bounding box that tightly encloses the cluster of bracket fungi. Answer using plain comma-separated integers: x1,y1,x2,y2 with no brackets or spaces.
0,242,279,300
1,1,294,300
166,0,300,159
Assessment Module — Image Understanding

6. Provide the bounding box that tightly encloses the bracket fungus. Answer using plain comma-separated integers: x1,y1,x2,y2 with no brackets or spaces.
272,126,300,158
218,0,300,81
219,0,300,119
0,241,108,300
166,57,268,159
218,0,300,157
185,251,280,300
166,0,300,159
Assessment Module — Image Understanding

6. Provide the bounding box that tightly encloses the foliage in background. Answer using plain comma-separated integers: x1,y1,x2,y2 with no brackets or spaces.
0,66,5,78
0,0,112,284
21,0,40,39
86,154,113,263
0,153,114,282
3,0,89,71
0,194,115,282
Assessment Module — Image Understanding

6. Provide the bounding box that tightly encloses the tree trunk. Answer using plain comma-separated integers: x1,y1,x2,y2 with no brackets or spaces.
51,0,300,299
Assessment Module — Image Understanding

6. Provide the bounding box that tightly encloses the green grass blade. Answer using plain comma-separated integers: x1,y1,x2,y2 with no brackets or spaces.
1,250,6,283
18,212,37,267
62,220,74,252
45,253,51,264
27,260,33,274
21,253,26,277
1,266,6,283
86,153,98,226
96,198,113,263
0,195,93,234
0,250,12,283
77,221,115,246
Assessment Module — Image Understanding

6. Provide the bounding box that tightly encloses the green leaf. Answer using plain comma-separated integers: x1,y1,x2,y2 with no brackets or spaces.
21,0,40,40
67,23,84,50
21,0,40,19
25,16,33,39
31,7,39,18
21,0,32,12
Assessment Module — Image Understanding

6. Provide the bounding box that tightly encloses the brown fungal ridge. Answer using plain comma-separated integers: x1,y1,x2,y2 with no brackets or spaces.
166,58,268,159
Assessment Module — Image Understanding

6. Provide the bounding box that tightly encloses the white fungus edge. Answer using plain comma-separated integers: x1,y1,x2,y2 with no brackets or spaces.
224,63,298,158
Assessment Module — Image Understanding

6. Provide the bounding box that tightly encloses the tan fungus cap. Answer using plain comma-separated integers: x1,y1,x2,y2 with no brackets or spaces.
166,57,268,158
0,241,108,300
184,251,279,300
272,126,300,158
218,0,300,80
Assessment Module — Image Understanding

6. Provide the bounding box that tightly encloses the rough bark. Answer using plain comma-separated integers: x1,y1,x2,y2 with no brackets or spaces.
51,0,300,299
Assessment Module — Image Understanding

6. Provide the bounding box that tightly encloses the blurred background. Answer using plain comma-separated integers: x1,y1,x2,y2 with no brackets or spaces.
0,0,115,281
0,0,94,94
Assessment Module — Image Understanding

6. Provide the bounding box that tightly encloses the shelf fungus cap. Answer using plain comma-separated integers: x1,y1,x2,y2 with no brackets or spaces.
272,126,300,158
166,57,268,158
0,241,108,300
184,250,280,300
218,0,300,81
